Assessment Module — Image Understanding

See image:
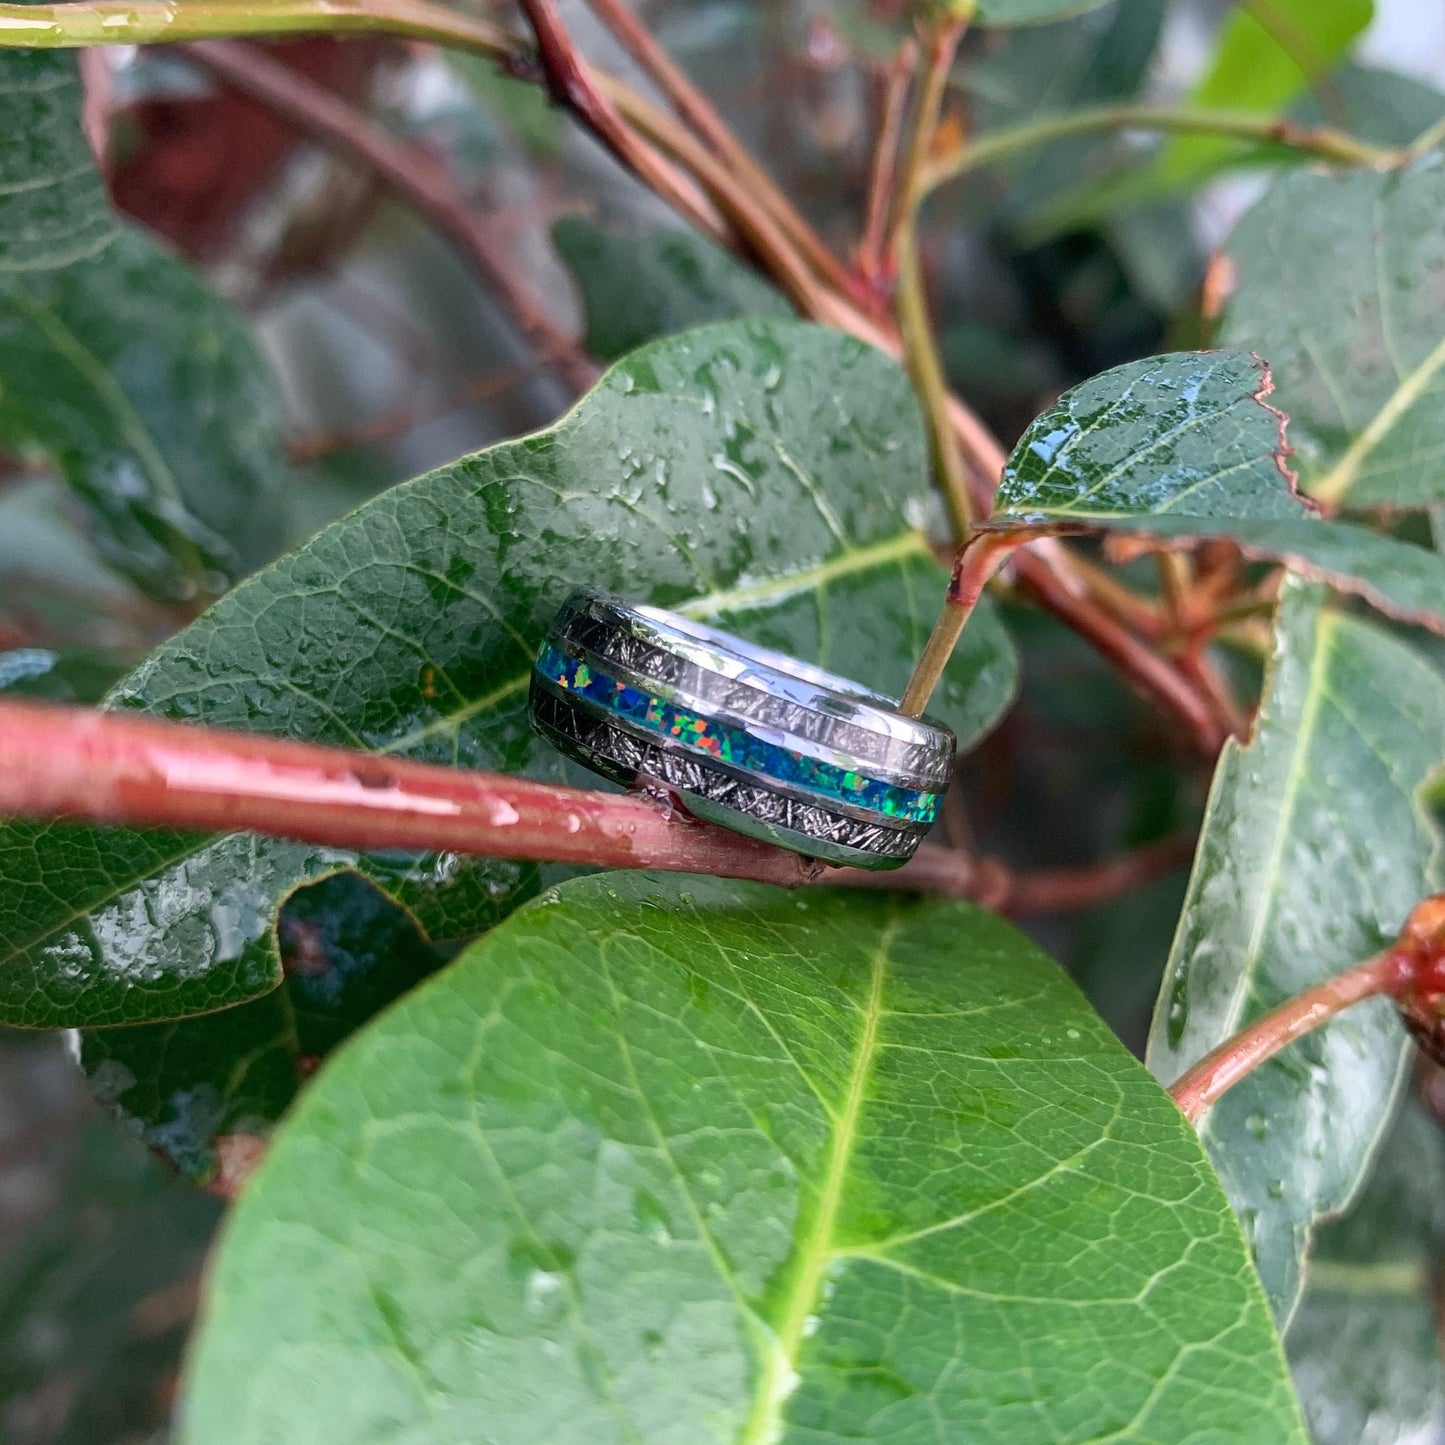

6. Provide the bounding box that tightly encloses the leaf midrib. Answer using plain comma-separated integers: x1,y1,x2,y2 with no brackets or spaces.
739,910,894,1445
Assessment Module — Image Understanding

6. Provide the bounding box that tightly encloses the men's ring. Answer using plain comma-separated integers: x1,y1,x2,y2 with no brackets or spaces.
527,588,955,869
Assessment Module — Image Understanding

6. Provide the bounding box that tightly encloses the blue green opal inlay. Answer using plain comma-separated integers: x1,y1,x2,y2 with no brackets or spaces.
536,641,940,824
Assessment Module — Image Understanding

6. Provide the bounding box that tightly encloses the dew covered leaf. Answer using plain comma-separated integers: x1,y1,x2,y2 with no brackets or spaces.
81,873,449,1181
553,216,789,362
1286,1095,1445,1444
1146,581,1445,1324
182,873,1306,1445
992,350,1445,632
1219,160,1445,510
0,318,1017,1029
0,47,285,599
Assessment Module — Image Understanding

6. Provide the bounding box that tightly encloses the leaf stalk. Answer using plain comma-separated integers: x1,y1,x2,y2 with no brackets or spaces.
1169,896,1445,1124
922,102,1402,197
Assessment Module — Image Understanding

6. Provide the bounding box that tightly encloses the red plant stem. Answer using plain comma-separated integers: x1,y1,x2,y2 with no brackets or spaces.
578,0,869,312
180,39,600,396
515,0,730,246
899,530,1026,717
0,700,818,886
843,830,1196,914
1169,951,1407,1124
0,701,1194,914
857,39,916,289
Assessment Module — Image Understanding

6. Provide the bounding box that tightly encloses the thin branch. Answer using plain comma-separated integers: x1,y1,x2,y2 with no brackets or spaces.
1407,111,1445,160
516,0,732,245
1170,895,1445,1123
847,831,1197,915
923,101,1401,195
181,39,599,394
893,20,972,539
0,700,821,885
579,0,870,311
0,700,1188,914
857,38,916,289
1169,953,1403,1124
0,0,1235,756
899,529,1025,717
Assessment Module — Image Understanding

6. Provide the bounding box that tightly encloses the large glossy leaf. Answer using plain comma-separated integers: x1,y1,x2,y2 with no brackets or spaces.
1146,581,1445,1324
992,350,1445,632
0,47,285,598
1287,1096,1445,1444
82,872,449,1181
553,217,788,362
183,873,1306,1444
0,319,1017,1030
1219,161,1445,510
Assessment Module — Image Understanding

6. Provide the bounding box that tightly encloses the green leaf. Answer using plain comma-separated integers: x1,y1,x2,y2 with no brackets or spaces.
554,217,790,362
183,873,1306,1444
1286,1097,1445,1443
1146,581,1445,1324
1157,0,1372,187
82,872,449,1180
1291,61,1445,147
968,0,1167,222
992,349,1445,633
1219,160,1445,509
0,319,1018,1030
0,48,285,599
0,645,128,702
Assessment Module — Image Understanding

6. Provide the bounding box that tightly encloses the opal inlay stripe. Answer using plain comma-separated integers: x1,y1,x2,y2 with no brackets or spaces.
536,641,940,825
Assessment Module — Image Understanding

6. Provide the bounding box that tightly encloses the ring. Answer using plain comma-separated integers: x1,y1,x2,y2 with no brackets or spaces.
527,588,955,869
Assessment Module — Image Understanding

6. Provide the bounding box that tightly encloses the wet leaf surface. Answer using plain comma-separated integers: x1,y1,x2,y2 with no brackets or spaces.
992,350,1445,631
1286,1096,1445,1445
0,48,285,598
183,873,1306,1445
1146,581,1445,1324
1220,161,1445,509
0,319,1018,1029
81,872,449,1181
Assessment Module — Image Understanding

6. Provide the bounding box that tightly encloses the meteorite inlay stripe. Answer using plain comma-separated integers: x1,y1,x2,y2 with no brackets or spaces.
529,685,924,860
536,640,941,825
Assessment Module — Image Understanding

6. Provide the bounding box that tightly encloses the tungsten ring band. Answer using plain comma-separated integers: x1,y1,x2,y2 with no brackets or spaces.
527,588,956,870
